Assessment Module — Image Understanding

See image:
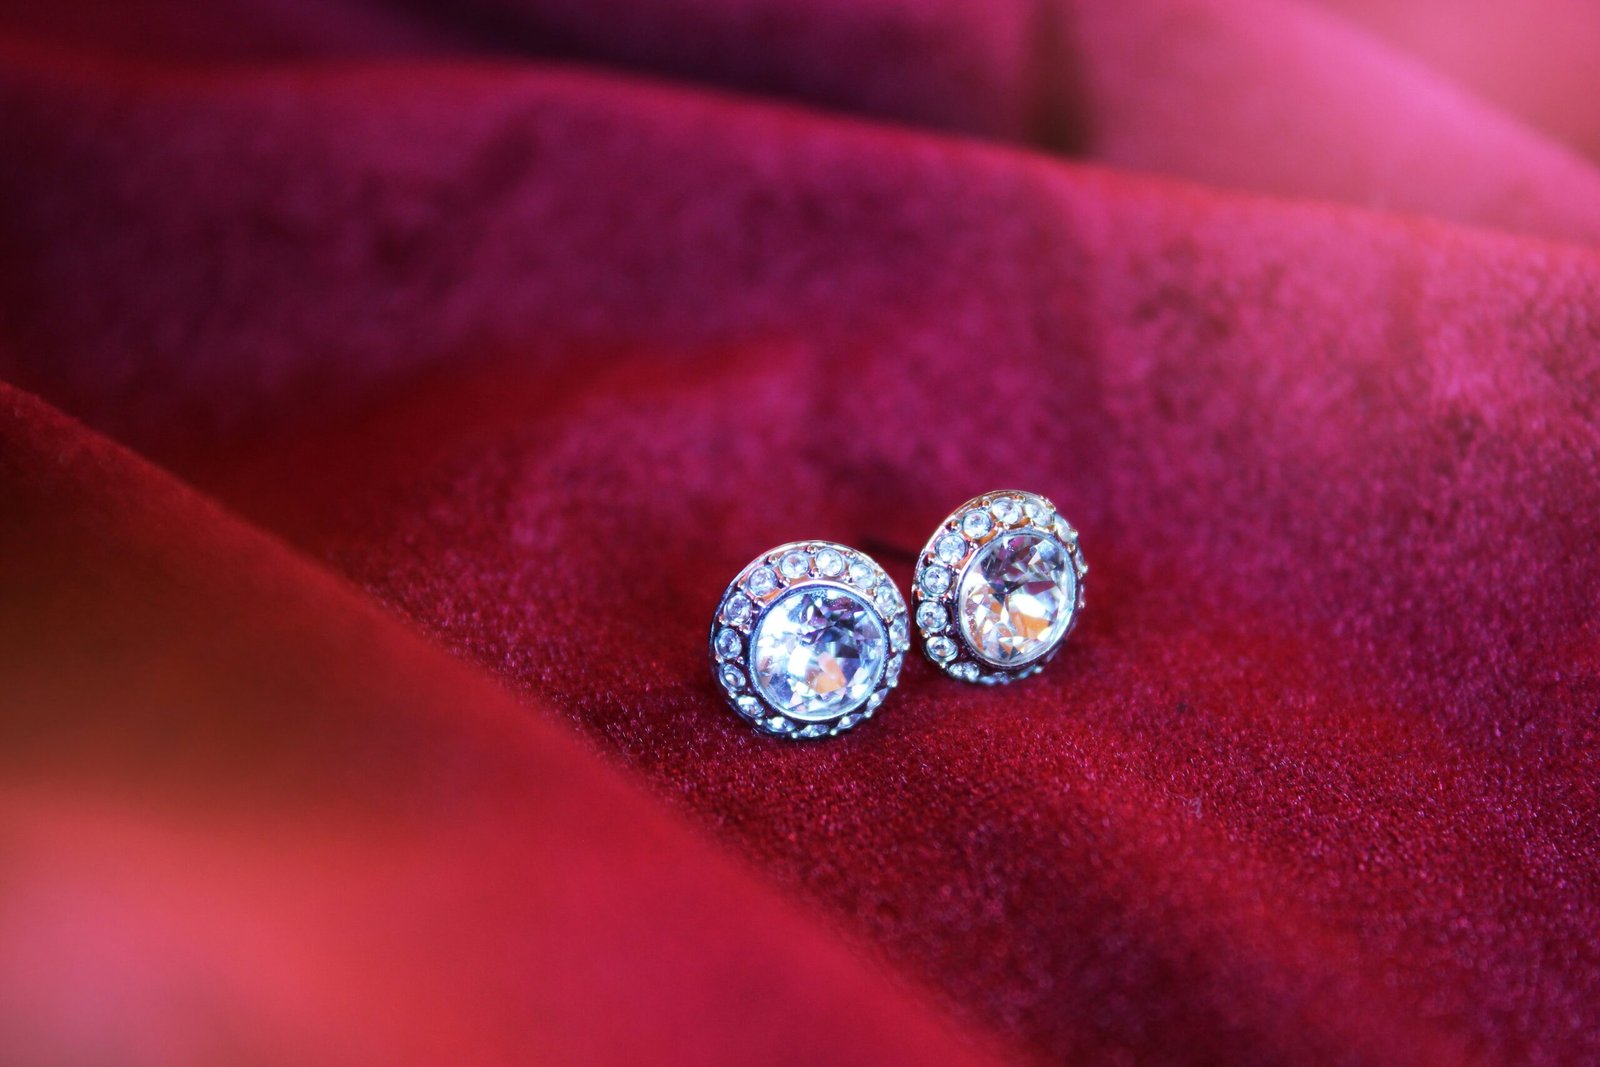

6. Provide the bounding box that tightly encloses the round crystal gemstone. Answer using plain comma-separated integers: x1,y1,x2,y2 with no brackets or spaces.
815,548,844,577
919,565,952,597
748,567,778,597
751,587,887,721
917,602,948,632
722,593,753,628
780,551,810,580
957,531,1076,667
990,497,1021,525
935,533,968,565
961,510,993,538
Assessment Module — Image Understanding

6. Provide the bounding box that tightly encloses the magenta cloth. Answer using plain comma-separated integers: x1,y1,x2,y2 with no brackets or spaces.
2,2,1599,1064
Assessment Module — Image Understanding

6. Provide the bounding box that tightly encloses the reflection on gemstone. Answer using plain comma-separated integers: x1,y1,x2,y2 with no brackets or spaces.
748,567,778,596
751,587,887,721
958,531,1076,667
936,534,968,565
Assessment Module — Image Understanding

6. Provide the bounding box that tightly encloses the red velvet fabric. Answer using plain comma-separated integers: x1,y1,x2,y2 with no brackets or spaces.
2,2,1598,1064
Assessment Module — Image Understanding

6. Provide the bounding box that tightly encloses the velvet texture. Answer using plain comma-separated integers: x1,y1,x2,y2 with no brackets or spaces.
2,3,1598,1065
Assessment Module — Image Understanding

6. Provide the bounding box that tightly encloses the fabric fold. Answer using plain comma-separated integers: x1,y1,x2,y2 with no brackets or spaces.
0,383,1007,1067
3,2,1599,1063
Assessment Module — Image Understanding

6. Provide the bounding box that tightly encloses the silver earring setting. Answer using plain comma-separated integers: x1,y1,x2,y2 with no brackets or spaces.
912,490,1086,684
711,541,909,738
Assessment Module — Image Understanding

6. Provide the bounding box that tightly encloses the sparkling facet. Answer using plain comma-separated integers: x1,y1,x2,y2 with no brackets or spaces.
949,662,980,681
957,531,1076,667
961,510,993,538
890,616,909,650
751,586,887,721
735,695,762,717
765,716,796,734
990,497,1021,525
936,533,968,565
748,567,778,596
874,584,900,615
798,723,829,738
926,636,957,661
847,560,873,587
919,566,952,597
719,665,745,691
917,602,948,632
715,628,742,660
780,551,810,580
1023,498,1053,527
815,548,845,577
886,655,903,686
722,593,753,628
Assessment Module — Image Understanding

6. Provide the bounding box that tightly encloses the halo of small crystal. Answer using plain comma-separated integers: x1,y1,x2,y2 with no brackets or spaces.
710,540,907,739
912,490,1087,684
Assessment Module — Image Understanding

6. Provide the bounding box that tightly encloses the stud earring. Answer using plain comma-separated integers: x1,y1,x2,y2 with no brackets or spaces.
912,490,1086,684
711,541,909,738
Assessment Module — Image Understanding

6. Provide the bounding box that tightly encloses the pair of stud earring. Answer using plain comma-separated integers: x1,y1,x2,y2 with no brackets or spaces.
709,490,1087,739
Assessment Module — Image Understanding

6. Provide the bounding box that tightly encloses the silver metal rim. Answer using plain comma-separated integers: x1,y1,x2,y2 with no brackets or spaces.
912,490,1087,685
709,540,908,739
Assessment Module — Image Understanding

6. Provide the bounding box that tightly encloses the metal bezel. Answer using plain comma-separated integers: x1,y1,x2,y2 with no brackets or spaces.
710,540,909,739
912,490,1086,685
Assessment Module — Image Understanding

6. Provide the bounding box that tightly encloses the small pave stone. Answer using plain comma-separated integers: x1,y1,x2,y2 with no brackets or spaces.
722,593,754,628
919,565,952,597
926,636,957,660
780,551,811,580
991,497,1021,525
917,602,948,632
815,548,845,577
1023,498,1053,527
886,656,903,685
890,616,909,650
735,695,762,717
847,560,873,587
962,510,994,538
715,629,742,660
719,665,745,691
949,662,980,681
874,584,900,614
748,567,778,596
935,533,968,565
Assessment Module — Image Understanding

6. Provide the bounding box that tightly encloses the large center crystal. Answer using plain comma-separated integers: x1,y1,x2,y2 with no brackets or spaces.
752,586,887,721
958,531,1075,667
